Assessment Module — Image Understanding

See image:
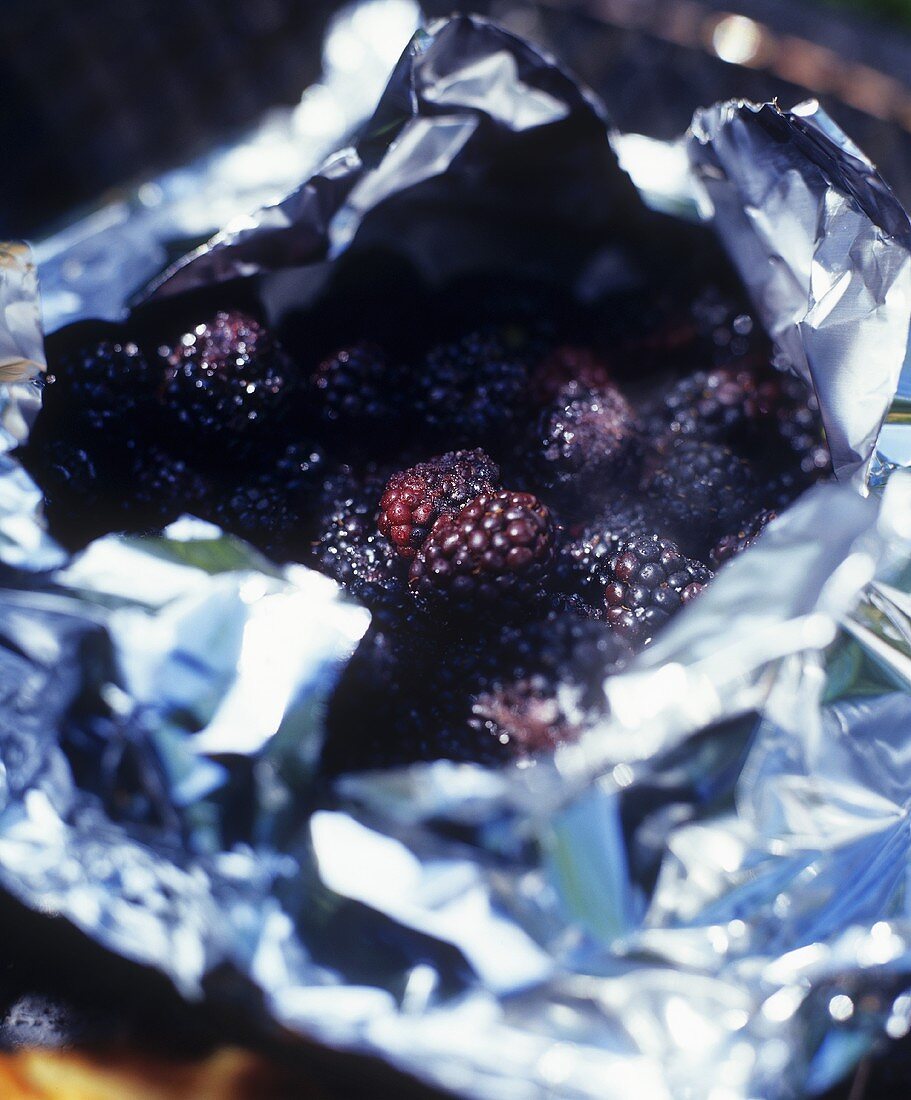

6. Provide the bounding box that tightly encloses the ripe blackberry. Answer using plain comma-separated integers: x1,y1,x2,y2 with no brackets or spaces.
310,341,410,450
161,311,299,451
604,535,712,645
537,381,637,514
644,364,830,482
552,495,658,611
409,490,555,615
643,439,760,550
119,444,209,533
321,622,511,774
42,339,159,432
530,345,613,404
378,449,500,560
472,610,630,755
412,327,533,447
710,508,778,568
313,471,405,609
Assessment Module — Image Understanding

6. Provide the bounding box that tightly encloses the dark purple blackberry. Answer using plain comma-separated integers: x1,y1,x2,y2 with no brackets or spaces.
409,490,555,616
604,534,712,645
203,478,301,559
710,508,778,568
471,610,630,755
119,444,209,533
310,341,410,448
41,339,159,432
312,470,405,609
378,449,500,560
412,327,533,446
160,311,299,451
321,621,512,774
643,363,831,483
537,381,638,513
322,608,629,773
552,495,659,613
643,439,760,550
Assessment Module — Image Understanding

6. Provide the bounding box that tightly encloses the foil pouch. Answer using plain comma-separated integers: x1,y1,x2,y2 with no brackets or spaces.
1,10,911,1098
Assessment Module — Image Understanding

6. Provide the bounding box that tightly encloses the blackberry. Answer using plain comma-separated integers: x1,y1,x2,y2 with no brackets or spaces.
161,311,299,451
41,339,160,432
710,508,778,568
119,444,209,533
313,471,405,610
409,490,555,616
310,341,411,451
644,364,830,482
378,449,500,560
204,478,302,559
412,327,533,447
530,345,613,404
643,439,760,550
552,495,658,612
472,610,630,755
537,381,637,514
604,534,712,645
321,621,511,774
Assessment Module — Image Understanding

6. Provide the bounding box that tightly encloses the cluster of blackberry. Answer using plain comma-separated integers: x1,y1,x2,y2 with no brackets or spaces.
21,290,830,772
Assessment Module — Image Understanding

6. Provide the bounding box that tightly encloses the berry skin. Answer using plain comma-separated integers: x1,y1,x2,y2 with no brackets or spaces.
119,444,209,533
378,449,500,560
409,490,556,615
604,535,712,645
42,339,159,432
643,439,760,550
161,311,299,451
537,381,638,514
412,327,533,447
710,508,778,568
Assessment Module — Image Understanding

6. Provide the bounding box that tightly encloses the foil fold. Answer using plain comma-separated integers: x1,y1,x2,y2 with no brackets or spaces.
0,7,911,1098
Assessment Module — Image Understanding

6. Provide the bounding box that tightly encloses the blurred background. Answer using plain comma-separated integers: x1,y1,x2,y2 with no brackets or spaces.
3,0,911,240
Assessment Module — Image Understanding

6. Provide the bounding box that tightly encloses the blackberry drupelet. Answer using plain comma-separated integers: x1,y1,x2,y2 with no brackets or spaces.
378,449,500,560
412,327,533,447
604,534,712,645
409,490,555,615
536,381,638,514
119,444,209,533
643,438,760,550
161,311,299,452
710,508,778,567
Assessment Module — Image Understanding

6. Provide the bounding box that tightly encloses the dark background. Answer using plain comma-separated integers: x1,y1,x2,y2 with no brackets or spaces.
3,0,911,239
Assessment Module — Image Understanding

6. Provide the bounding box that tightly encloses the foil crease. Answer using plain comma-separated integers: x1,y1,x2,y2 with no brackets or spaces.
688,100,911,486
0,7,910,1099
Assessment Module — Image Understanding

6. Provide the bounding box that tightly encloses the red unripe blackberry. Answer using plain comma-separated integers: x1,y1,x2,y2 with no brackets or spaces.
604,534,712,645
409,490,555,614
378,449,500,560
161,311,299,450
710,508,778,568
537,381,637,513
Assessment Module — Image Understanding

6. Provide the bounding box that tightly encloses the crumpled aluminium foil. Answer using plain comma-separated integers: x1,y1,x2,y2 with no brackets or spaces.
1,8,911,1098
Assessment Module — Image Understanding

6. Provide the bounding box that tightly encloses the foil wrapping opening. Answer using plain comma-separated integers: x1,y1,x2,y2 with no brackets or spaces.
1,7,911,1098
